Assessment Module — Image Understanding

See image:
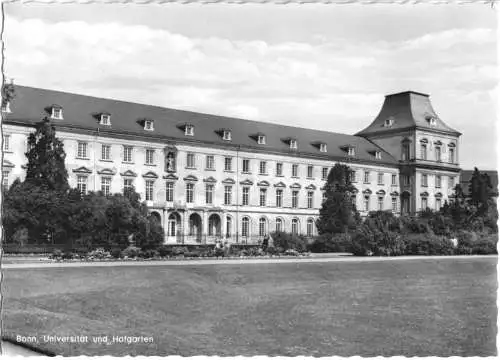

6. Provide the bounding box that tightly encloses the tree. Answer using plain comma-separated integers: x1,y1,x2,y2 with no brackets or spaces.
316,163,360,235
25,118,69,192
2,80,15,108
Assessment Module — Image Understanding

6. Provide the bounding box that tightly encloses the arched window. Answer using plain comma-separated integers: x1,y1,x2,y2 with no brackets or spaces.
259,217,267,237
276,218,283,233
307,218,314,237
242,217,250,238
292,218,299,235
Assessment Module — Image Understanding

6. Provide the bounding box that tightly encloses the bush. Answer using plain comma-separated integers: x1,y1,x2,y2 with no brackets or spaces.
50,249,63,260
88,247,111,259
403,234,455,256
309,233,352,253
110,248,122,259
171,246,185,256
351,226,405,256
62,251,74,260
140,249,160,259
472,234,498,254
271,232,309,252
157,245,173,258
121,246,141,258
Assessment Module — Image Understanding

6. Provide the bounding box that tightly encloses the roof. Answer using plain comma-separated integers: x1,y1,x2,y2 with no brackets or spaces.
4,85,399,166
356,91,461,137
460,169,498,196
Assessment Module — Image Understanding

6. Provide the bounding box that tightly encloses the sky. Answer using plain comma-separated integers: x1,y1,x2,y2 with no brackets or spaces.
3,3,498,170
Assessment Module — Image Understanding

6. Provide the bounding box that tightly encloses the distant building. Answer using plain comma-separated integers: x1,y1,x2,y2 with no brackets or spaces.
2,86,462,244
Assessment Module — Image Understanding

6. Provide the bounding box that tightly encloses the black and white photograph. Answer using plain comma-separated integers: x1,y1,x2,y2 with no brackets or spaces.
1,1,497,357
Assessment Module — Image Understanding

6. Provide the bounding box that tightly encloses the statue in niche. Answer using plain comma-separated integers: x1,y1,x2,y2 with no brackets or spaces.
165,150,177,172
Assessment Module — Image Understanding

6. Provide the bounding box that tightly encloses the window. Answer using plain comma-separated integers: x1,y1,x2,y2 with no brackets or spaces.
224,157,233,171
101,177,111,196
421,174,428,187
420,144,427,160
349,171,357,183
322,191,327,204
123,178,133,194
51,107,63,119
322,167,329,180
224,186,232,205
186,153,196,168
185,125,194,136
364,171,370,184
242,217,250,237
242,159,250,173
144,120,154,131
276,218,283,232
378,197,384,211
348,147,355,156
166,182,174,202
364,196,370,211
307,191,314,209
435,146,441,162
392,197,398,212
403,175,410,186
206,155,215,170
436,198,442,211
123,146,133,163
384,118,394,127
259,188,267,207
145,149,155,165
259,218,267,237
186,183,194,203
259,161,267,175
377,172,384,185
258,135,266,145
292,191,299,208
421,197,428,210
375,151,382,160
3,135,10,151
449,148,455,163
101,144,111,160
402,143,410,161
307,165,313,178
320,143,327,153
77,142,88,158
307,219,314,237
290,139,297,150
222,130,231,141
276,162,283,176
77,175,87,195
276,189,283,207
145,180,154,201
226,217,232,237
292,164,299,177
205,184,214,204
100,114,111,125
242,187,250,206
448,176,455,190
391,174,397,186
435,175,442,188
291,219,299,235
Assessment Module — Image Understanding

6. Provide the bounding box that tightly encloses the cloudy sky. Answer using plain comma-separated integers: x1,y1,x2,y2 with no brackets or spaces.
3,3,498,170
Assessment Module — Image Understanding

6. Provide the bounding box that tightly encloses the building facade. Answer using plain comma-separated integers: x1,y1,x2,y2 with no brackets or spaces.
2,86,462,244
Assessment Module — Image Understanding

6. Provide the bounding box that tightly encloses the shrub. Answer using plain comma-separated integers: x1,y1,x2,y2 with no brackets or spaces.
309,233,352,253
110,248,122,259
271,232,309,252
50,249,63,259
157,245,173,258
171,246,185,257
403,234,455,256
88,247,111,259
351,226,405,256
121,246,141,258
62,251,74,260
471,234,498,255
141,249,160,259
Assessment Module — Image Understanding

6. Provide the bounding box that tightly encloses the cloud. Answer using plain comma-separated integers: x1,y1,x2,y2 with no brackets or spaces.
3,16,497,169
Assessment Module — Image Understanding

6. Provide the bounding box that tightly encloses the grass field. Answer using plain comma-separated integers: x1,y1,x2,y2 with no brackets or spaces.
2,257,497,356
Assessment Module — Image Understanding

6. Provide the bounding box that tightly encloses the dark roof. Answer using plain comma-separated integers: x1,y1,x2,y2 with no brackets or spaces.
460,169,498,196
356,91,461,136
5,85,399,165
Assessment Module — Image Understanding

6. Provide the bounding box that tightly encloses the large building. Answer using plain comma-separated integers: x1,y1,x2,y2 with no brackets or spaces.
2,86,462,244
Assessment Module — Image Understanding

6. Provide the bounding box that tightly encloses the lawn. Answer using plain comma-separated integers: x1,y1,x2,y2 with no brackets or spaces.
2,257,497,356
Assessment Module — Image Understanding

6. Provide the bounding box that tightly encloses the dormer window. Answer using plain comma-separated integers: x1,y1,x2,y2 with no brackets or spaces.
1,101,11,113
320,143,327,153
51,106,63,120
348,147,355,156
290,139,297,150
375,151,382,159
185,124,194,136
100,113,111,126
144,119,154,131
257,134,266,145
384,118,394,127
222,130,232,141
426,115,437,126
